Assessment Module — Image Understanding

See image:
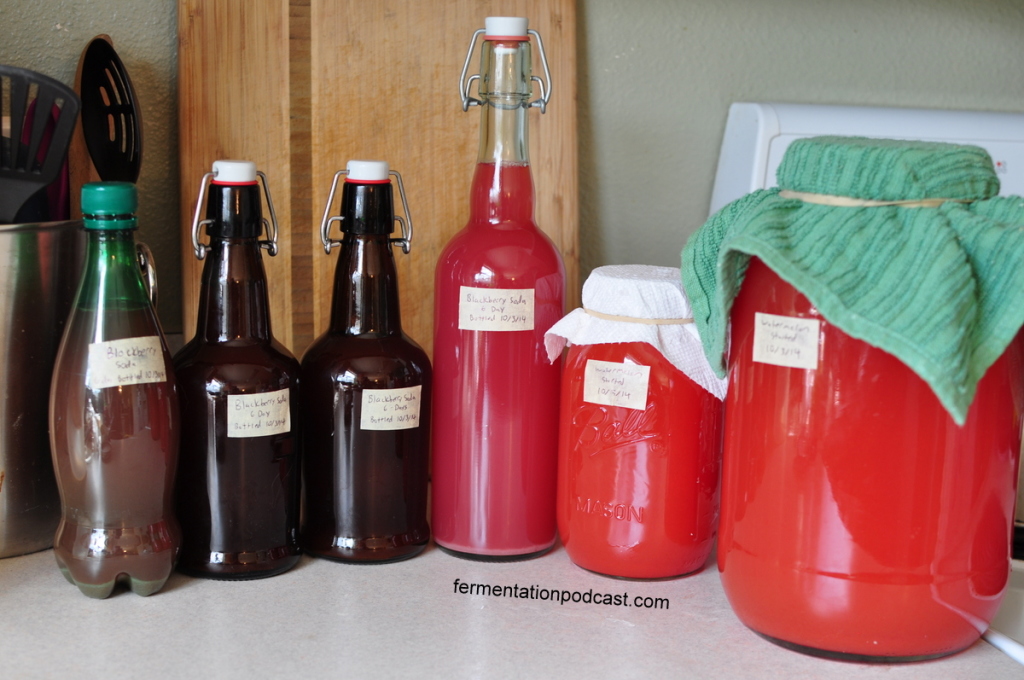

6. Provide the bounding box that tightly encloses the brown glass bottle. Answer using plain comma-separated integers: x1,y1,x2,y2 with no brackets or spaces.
301,161,431,563
173,161,300,579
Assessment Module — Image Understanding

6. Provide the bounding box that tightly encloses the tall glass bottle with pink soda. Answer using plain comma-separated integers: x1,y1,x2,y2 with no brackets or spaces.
432,17,564,560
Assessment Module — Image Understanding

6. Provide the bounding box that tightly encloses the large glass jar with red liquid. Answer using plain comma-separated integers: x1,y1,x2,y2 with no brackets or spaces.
682,136,1024,661
49,182,180,598
431,17,564,560
174,160,301,579
301,160,431,563
545,265,726,579
719,258,1024,660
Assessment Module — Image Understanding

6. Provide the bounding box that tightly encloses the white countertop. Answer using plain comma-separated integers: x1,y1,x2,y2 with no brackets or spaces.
1,543,1020,679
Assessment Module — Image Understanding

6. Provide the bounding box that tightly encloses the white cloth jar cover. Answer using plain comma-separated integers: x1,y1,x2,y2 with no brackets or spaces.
545,264,728,400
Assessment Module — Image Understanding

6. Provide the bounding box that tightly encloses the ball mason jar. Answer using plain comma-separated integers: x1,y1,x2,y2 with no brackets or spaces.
548,264,727,580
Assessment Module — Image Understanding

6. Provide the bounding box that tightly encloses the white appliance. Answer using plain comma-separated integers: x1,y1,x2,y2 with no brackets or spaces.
708,102,1024,216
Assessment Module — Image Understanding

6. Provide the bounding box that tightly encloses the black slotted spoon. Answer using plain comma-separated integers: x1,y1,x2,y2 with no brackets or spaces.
0,65,80,223
79,37,142,183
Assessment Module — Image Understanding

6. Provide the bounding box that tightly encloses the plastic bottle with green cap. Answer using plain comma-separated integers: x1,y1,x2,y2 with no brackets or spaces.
49,181,180,598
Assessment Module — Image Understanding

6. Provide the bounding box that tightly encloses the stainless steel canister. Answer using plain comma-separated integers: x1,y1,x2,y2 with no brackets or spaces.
0,220,84,558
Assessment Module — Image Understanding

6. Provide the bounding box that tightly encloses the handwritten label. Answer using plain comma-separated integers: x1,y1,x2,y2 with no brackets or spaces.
227,388,291,438
583,360,651,411
752,312,820,370
87,336,166,389
360,385,422,431
458,286,535,332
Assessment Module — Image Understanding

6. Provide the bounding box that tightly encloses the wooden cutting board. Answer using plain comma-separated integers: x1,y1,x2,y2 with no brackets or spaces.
178,0,578,357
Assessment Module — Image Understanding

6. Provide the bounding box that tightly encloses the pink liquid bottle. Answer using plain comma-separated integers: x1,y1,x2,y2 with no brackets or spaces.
432,17,565,560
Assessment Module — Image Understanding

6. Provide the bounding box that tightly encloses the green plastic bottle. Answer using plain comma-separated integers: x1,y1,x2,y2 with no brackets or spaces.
49,182,180,598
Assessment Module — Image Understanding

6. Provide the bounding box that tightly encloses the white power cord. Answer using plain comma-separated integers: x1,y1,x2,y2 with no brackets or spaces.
984,628,1024,665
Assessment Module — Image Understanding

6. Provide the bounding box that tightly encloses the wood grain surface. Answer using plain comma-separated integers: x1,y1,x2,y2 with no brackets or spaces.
178,0,578,357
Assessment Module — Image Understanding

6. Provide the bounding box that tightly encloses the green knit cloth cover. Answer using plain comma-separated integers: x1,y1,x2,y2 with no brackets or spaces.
681,135,1024,425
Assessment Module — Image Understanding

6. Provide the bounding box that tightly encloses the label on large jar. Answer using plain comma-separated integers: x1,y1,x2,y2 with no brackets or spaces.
752,312,820,370
458,286,535,331
360,385,422,430
583,359,651,411
87,336,166,389
227,388,291,438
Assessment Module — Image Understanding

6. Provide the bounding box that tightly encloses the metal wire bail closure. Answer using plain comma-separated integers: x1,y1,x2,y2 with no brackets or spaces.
458,27,552,113
136,241,158,308
319,170,347,254
319,169,414,255
257,170,280,256
190,168,281,259
190,171,215,260
390,170,413,254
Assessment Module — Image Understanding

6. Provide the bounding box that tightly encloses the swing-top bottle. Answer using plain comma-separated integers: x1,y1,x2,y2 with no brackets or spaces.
301,160,431,562
431,17,565,560
174,160,301,579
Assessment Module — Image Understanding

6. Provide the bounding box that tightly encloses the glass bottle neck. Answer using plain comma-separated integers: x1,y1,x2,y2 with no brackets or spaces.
471,39,535,224
476,39,531,164
329,182,403,336
80,229,151,311
196,238,272,343
329,233,402,336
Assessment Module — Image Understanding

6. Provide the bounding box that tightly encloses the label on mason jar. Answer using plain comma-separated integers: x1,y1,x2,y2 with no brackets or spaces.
360,385,422,430
227,388,290,438
87,336,166,389
458,286,535,331
752,312,820,370
583,359,651,411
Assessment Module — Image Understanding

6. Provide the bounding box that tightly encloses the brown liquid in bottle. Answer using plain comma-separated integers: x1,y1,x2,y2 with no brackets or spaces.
301,173,431,562
51,332,179,596
50,185,180,598
174,176,301,579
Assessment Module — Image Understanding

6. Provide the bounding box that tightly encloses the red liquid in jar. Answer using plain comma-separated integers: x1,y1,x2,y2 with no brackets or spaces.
718,258,1024,660
558,342,722,579
431,161,565,558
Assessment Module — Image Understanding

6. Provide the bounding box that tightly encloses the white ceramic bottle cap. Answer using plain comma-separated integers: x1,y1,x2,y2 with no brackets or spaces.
346,160,390,181
212,159,257,183
485,17,528,38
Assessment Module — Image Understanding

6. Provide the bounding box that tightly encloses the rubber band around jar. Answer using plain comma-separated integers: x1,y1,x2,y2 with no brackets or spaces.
778,189,973,208
584,308,694,325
